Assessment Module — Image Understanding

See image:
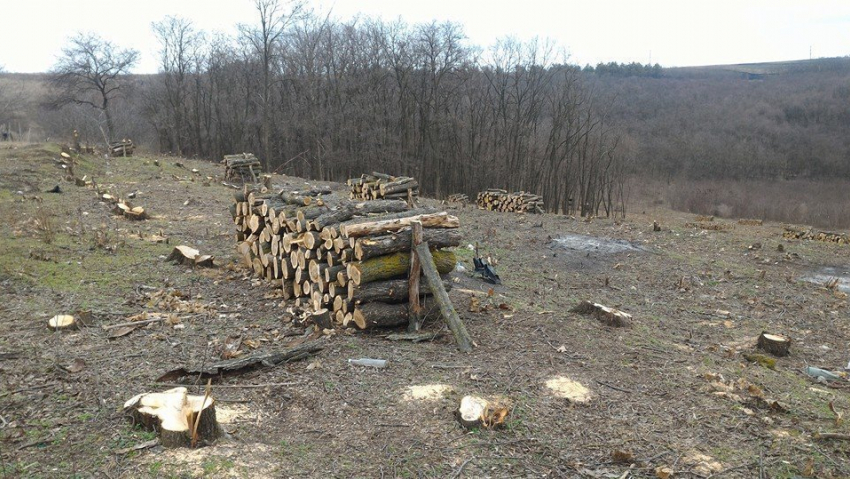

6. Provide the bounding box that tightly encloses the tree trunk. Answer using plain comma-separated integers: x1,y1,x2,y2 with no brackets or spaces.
414,241,473,352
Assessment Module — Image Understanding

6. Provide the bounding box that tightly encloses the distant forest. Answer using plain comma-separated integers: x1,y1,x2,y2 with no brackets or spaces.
2,4,850,221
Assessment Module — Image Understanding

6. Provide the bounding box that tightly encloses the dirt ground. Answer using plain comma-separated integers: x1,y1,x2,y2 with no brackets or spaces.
1,143,849,478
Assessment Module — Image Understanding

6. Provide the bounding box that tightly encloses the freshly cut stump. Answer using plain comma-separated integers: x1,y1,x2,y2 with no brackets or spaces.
757,332,791,357
48,315,77,331
123,387,220,448
570,300,632,327
167,245,215,268
455,395,508,429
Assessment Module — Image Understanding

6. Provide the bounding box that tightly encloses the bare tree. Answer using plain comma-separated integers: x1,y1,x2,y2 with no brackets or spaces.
240,0,304,170
151,16,205,155
49,33,139,142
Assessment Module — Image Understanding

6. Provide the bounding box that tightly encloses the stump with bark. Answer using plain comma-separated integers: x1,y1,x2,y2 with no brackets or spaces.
757,332,791,357
570,300,632,328
123,387,220,448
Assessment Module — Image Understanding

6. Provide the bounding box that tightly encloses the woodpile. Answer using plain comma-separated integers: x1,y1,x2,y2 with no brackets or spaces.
109,139,135,157
223,153,262,182
737,219,763,226
476,189,544,214
447,193,469,204
782,226,848,245
231,188,461,329
684,221,731,231
347,173,419,201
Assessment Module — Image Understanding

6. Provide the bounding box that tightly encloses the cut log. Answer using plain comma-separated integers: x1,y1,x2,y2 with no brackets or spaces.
570,300,632,327
48,314,78,331
354,228,462,261
311,309,333,330
353,302,421,329
757,332,791,357
341,212,459,238
124,387,220,448
310,200,410,231
347,250,456,285
415,241,473,352
348,277,453,303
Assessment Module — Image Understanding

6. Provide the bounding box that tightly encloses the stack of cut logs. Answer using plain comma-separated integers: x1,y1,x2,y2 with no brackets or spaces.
109,139,135,157
224,153,262,182
783,226,848,245
447,194,469,204
231,188,461,329
347,173,419,201
476,189,544,214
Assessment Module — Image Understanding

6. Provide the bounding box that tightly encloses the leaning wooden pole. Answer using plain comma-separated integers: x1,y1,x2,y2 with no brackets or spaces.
414,240,473,352
408,220,423,332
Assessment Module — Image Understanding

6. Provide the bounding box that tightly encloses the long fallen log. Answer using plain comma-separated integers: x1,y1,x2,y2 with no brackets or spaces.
347,250,456,285
156,340,324,381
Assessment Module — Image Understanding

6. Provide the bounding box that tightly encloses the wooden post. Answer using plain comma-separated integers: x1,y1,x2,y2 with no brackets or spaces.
414,241,473,352
408,220,423,332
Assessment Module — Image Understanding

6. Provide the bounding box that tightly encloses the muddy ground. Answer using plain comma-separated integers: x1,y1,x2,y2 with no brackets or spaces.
0,143,848,478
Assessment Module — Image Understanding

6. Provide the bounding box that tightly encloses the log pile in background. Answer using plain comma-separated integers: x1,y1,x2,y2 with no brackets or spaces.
476,189,544,214
446,194,469,204
223,153,262,182
782,226,848,245
347,173,419,201
109,139,135,157
231,188,460,329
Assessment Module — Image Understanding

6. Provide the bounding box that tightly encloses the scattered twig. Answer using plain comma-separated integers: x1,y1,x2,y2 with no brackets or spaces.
102,317,165,330
153,382,299,389
0,384,52,398
114,438,159,455
596,380,633,394
449,456,474,479
815,432,850,441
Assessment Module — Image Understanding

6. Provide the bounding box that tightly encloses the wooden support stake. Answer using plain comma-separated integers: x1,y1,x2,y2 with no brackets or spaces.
408,220,423,332
414,241,472,352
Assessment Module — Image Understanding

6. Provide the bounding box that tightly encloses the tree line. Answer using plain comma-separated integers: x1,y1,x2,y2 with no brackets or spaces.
40,1,628,217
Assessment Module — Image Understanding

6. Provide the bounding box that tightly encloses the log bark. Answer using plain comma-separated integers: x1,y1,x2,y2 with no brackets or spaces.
415,241,473,352
309,200,410,231
352,301,436,329
347,250,456,285
354,228,462,261
329,207,438,238
348,277,452,303
341,212,459,238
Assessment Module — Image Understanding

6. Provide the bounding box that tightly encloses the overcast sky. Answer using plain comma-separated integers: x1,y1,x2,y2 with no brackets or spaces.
2,0,849,73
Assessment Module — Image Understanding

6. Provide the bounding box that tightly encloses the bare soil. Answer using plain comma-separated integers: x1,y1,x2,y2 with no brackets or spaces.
1,143,849,478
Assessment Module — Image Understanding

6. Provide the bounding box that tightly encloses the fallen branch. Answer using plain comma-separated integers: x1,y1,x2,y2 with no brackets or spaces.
156,340,324,382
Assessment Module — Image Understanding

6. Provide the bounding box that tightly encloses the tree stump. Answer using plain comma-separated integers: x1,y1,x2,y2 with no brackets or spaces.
757,332,791,357
570,300,632,327
123,387,221,448
48,314,78,331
